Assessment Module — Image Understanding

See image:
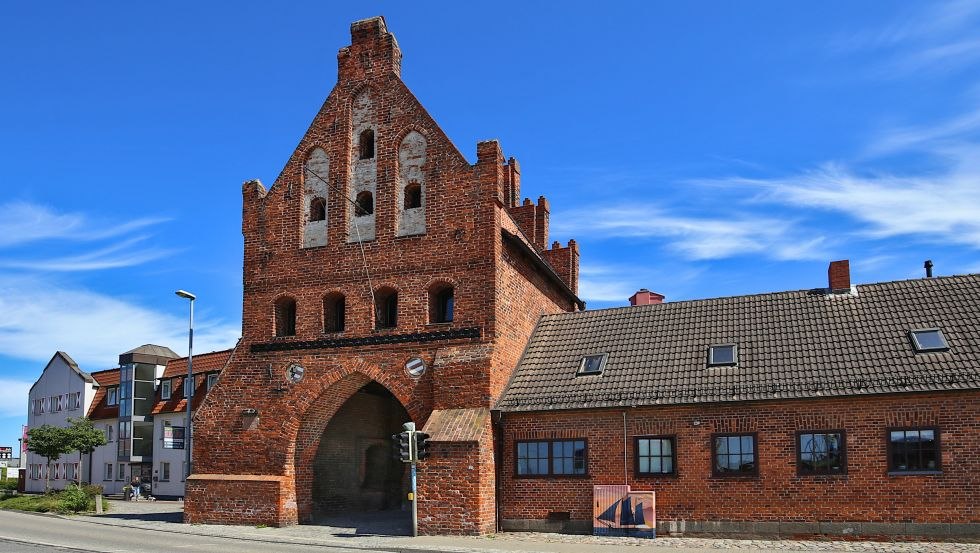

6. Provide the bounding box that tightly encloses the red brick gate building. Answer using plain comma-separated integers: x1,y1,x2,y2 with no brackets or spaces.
184,17,582,534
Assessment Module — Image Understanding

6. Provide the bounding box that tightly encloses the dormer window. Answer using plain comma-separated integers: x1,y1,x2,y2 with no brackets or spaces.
708,344,737,366
577,354,608,376
910,329,949,352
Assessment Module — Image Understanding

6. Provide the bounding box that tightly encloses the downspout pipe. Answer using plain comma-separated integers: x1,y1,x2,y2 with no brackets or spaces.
491,408,503,533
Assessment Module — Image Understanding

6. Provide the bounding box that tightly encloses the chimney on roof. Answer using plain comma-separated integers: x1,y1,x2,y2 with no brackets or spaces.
924,259,934,278
828,260,850,292
629,288,665,306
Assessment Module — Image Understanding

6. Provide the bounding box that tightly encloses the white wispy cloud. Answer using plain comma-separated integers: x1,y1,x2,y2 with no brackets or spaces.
0,202,167,248
0,379,31,417
553,207,830,261
833,0,980,78
578,263,703,304
0,275,240,367
0,236,178,272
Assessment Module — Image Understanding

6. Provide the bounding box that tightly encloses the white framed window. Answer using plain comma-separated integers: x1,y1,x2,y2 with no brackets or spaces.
116,463,125,481
160,461,171,482
107,387,118,406
910,328,949,352
30,464,40,480
183,376,194,398
106,424,114,442
708,344,738,366
161,379,172,400
577,353,608,376
66,463,78,482
207,373,218,391
104,463,113,481
68,391,81,410
40,397,49,413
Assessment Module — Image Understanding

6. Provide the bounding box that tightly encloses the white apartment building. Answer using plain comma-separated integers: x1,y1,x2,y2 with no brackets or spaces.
25,352,99,492
25,345,232,498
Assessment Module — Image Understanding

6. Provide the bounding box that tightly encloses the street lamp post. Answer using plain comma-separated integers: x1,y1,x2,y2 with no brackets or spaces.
175,290,196,483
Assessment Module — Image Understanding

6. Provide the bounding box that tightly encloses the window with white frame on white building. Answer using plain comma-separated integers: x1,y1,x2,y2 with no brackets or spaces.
106,424,113,442
69,391,81,410
117,463,125,481
160,461,170,481
105,463,113,481
40,397,49,413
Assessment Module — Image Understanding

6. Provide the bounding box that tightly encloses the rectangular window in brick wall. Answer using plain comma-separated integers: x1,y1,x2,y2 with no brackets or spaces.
516,439,587,477
797,430,846,475
712,433,758,477
888,427,940,474
635,436,676,476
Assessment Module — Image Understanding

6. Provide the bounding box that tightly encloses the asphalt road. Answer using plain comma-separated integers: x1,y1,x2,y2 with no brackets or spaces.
0,510,388,553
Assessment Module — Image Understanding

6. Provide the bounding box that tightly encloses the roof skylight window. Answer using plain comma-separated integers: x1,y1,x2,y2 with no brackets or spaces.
577,353,608,376
708,344,737,366
910,329,949,352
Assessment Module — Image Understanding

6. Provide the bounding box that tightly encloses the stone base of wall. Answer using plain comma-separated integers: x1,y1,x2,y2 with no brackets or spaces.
502,519,980,539
184,474,296,527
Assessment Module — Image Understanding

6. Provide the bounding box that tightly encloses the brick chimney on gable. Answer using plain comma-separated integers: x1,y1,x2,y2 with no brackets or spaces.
630,289,665,306
337,16,402,80
828,259,851,292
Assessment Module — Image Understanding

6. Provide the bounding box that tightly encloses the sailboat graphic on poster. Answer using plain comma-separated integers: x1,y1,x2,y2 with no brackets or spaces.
593,485,656,537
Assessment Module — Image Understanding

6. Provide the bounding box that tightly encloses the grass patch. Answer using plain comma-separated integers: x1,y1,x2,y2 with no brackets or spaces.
0,486,109,514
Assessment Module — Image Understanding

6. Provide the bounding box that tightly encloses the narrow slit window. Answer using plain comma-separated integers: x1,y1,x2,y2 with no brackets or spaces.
708,344,737,366
323,293,346,333
909,329,949,352
577,353,608,376
429,284,454,323
359,129,375,160
274,296,297,337
375,288,398,329
404,183,422,209
355,191,374,216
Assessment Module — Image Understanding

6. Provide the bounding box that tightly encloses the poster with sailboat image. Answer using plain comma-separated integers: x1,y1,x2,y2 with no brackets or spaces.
593,485,656,538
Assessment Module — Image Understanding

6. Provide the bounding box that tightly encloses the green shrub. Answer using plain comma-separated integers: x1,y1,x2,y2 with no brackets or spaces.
0,479,17,491
81,484,103,497
0,494,61,512
58,485,90,513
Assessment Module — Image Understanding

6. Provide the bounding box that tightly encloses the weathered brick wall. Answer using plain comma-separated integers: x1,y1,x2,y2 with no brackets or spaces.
500,391,980,526
188,16,580,534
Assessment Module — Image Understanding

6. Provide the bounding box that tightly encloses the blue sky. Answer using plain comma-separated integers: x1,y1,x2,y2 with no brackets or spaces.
2,1,980,452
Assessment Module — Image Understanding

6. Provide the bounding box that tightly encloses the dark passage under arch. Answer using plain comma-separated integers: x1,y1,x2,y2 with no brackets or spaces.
311,381,411,528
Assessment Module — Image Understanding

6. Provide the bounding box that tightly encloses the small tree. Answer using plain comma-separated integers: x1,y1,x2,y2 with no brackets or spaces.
66,417,108,485
26,425,72,492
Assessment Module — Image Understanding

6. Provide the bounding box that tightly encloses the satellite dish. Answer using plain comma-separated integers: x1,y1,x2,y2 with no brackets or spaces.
286,363,305,384
405,357,426,378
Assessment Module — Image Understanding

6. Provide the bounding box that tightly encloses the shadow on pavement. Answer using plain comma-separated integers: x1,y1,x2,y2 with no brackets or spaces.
312,510,412,537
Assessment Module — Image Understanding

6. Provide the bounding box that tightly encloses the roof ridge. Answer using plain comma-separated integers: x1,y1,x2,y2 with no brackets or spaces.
547,272,980,318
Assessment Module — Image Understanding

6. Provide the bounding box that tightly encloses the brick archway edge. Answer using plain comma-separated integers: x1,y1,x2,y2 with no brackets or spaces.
290,361,424,523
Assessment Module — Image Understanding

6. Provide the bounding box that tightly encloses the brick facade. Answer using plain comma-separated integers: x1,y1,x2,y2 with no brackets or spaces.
500,391,980,536
185,17,580,534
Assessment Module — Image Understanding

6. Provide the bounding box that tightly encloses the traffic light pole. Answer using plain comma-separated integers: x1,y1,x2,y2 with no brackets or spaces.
410,461,418,537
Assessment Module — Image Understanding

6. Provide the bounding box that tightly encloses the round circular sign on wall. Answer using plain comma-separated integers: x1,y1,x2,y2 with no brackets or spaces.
405,357,426,378
286,363,305,384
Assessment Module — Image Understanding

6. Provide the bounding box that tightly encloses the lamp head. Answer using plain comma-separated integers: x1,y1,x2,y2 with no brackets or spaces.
175,290,196,301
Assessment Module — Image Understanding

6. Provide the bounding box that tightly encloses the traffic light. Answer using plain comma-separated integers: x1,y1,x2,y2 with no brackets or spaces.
415,432,431,460
392,431,413,462
390,433,403,461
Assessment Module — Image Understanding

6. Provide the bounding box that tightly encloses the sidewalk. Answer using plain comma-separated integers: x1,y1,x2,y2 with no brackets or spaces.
69,500,980,553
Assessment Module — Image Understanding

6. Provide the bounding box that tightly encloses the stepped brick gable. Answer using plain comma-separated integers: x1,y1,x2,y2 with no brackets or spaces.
185,16,582,533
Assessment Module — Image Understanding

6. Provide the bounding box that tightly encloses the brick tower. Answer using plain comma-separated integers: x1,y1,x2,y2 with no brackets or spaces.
185,17,582,534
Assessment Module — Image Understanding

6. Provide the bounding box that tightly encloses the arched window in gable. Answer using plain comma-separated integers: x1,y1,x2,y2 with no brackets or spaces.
309,197,326,222
404,182,422,209
355,191,374,216
359,129,375,160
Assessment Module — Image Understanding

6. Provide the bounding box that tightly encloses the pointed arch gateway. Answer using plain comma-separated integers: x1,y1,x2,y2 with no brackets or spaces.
292,370,420,525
